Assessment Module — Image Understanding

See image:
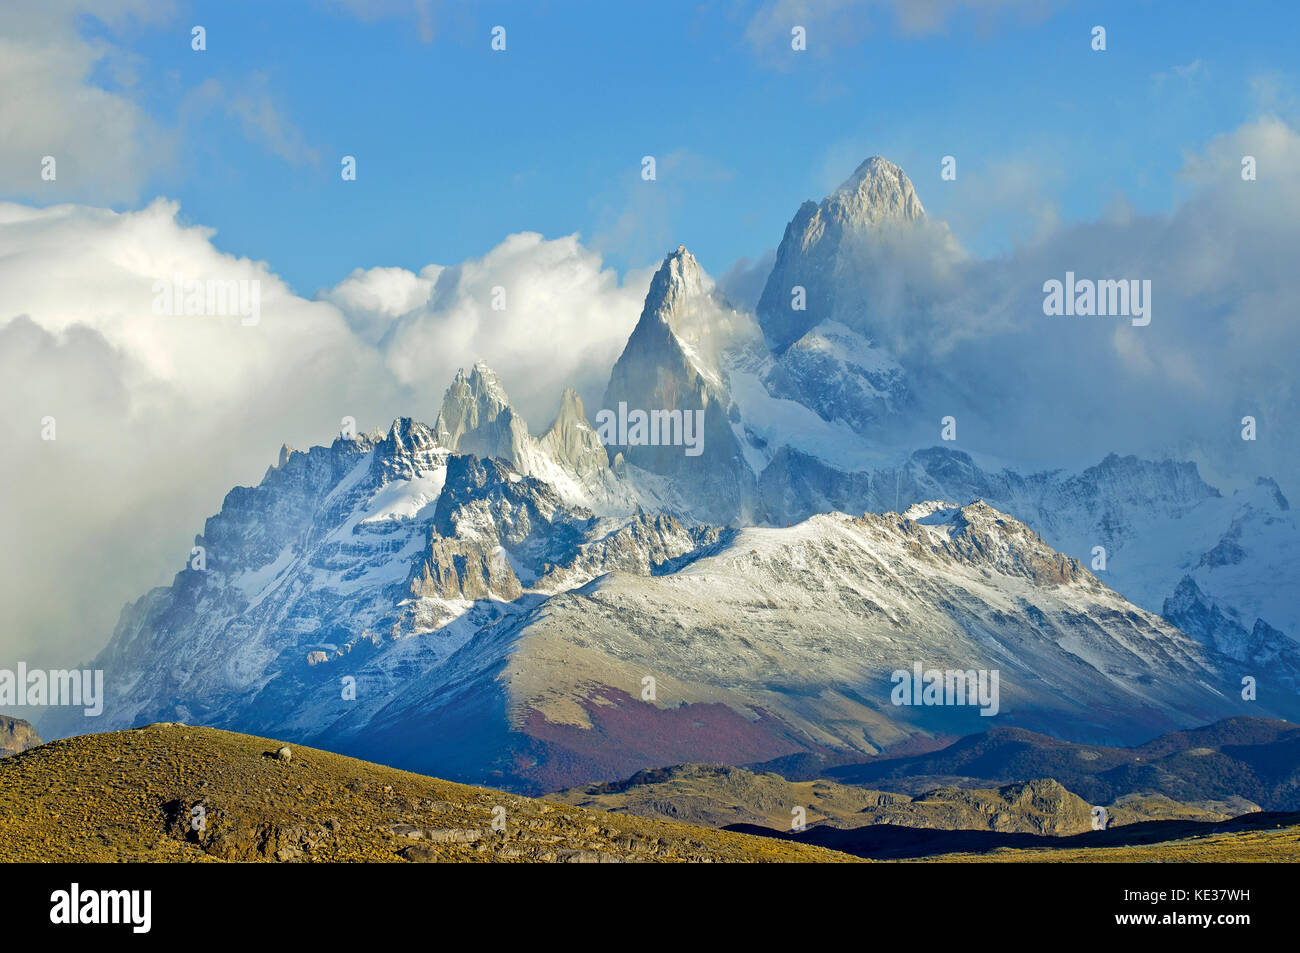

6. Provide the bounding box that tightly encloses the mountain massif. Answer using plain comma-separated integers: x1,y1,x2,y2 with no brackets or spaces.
37,158,1300,802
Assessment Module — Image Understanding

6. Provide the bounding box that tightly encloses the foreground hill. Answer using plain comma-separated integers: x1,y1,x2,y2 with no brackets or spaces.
7,725,1293,863
728,810,1300,862
821,716,1300,809
0,726,848,863
551,765,1253,834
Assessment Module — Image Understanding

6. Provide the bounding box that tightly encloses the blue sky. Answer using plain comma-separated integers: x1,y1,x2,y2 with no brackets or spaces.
29,0,1299,296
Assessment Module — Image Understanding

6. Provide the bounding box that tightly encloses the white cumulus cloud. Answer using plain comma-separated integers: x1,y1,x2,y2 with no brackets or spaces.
0,202,653,668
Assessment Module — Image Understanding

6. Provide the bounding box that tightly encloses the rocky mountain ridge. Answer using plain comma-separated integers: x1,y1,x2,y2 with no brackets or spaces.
40,155,1299,799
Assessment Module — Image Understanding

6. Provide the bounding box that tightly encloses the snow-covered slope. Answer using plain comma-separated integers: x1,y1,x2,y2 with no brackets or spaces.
46,413,1299,793
596,158,1300,652
751,445,1299,649
329,500,1300,791
41,403,721,746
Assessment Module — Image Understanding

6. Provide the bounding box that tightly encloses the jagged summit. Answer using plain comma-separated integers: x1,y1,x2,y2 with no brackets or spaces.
607,245,714,383
542,387,598,449
539,387,611,487
828,156,925,225
600,245,759,515
640,244,710,329
433,361,526,463
549,386,586,423
425,361,630,511
756,156,928,356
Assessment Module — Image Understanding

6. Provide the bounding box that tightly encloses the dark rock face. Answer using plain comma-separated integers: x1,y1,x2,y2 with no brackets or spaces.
1162,577,1300,686
408,536,524,602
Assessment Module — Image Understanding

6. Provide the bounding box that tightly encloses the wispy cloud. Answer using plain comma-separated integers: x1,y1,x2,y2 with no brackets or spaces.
0,2,324,206
742,0,1070,64
1153,59,1207,87
183,77,323,167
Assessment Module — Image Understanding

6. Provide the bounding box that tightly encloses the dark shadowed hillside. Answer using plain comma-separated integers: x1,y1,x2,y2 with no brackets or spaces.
822,717,1300,809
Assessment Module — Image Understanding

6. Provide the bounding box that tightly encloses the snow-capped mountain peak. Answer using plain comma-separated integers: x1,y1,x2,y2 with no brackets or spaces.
538,388,611,486
828,155,926,227
753,155,927,429
37,155,1300,801
433,361,516,453
644,244,710,327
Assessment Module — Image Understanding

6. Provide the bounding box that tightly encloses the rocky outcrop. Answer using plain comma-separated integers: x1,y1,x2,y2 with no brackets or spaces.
602,245,761,522
408,537,523,602
537,513,725,590
895,501,1085,587
0,716,41,757
538,388,610,485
